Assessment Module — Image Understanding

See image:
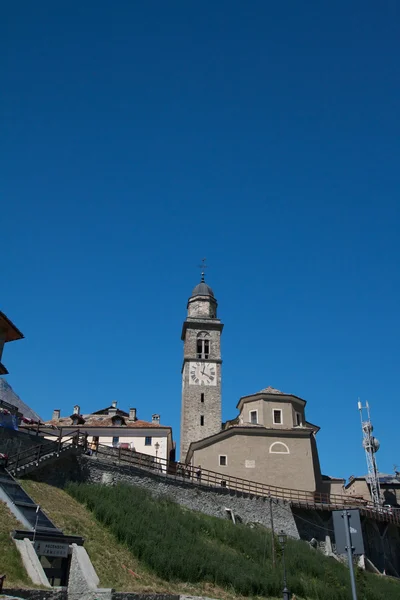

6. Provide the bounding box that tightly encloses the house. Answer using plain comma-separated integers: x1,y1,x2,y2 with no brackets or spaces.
345,473,400,507
41,402,175,470
0,310,24,376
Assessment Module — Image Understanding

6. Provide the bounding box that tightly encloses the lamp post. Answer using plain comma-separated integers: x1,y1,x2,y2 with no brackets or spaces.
278,530,290,600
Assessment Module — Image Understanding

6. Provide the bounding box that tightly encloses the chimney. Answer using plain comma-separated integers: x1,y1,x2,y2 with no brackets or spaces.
152,414,160,425
108,401,117,416
129,408,137,421
52,409,60,421
73,405,80,415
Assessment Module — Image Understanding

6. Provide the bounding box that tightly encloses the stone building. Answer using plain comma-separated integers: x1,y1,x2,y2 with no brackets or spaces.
180,274,223,459
180,276,326,494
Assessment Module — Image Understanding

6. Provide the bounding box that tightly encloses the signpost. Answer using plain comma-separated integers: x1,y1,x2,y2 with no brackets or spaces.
34,541,69,558
333,509,364,600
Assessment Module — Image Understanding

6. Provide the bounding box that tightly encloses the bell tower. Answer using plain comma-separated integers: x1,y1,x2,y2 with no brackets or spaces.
180,271,223,460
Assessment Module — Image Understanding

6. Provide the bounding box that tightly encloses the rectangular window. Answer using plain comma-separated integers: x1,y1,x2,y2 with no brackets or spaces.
296,412,302,426
250,410,258,424
197,338,210,359
200,415,204,426
219,455,227,466
273,409,282,424
112,436,119,447
201,393,204,403
145,436,152,446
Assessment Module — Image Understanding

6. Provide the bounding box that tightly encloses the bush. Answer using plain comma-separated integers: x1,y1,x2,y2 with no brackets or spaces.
66,483,400,600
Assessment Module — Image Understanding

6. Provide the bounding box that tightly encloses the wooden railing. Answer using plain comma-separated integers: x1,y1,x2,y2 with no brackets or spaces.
90,443,400,526
6,429,87,472
6,431,400,526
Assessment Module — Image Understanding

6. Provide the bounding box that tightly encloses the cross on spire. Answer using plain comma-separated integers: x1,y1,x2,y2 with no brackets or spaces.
198,257,208,282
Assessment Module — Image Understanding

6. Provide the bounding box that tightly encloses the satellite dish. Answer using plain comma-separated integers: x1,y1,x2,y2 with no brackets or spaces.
363,436,380,453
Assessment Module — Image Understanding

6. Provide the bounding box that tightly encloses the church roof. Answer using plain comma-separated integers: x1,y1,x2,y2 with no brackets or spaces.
257,386,286,395
191,281,214,298
236,385,307,409
0,379,42,422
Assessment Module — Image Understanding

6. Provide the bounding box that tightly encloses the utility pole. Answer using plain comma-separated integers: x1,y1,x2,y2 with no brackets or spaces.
343,510,358,600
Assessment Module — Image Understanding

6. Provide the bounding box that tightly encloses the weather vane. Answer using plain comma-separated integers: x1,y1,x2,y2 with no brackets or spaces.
198,257,208,282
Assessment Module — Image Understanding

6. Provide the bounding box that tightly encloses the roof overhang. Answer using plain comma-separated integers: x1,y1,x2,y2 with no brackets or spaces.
236,391,306,411
0,311,24,342
185,425,312,463
0,362,9,375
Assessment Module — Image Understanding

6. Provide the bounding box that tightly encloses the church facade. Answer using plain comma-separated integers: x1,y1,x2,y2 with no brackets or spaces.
180,276,325,494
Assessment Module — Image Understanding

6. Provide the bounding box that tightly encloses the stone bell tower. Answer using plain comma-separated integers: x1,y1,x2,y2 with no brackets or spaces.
180,272,223,461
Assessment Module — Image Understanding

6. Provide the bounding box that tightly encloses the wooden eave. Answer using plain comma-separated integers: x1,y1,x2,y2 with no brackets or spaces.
0,311,24,342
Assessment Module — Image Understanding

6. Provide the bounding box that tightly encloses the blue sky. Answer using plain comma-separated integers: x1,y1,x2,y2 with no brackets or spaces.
2,2,399,476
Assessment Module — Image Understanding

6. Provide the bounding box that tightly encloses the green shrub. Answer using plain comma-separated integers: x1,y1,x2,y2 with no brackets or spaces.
66,483,400,600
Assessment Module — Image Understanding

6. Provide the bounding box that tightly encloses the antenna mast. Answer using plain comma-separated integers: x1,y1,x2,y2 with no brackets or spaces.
358,399,382,506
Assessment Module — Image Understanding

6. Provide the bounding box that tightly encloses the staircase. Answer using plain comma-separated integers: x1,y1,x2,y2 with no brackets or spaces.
0,466,61,533
6,430,87,478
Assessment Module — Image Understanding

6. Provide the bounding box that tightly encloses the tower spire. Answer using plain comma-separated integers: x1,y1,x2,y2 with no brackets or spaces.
198,257,207,282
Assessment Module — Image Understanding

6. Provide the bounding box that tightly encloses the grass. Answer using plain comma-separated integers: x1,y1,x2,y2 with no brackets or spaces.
20,480,281,599
0,501,36,588
66,482,399,600
14,480,400,600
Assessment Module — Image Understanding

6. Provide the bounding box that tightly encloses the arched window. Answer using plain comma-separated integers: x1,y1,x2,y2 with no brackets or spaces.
197,331,210,359
269,442,290,454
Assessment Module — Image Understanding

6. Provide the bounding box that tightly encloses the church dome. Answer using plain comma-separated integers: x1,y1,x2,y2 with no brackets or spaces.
191,281,214,298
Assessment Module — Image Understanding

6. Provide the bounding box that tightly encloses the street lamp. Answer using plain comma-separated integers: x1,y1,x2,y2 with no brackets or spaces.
278,530,290,600
154,442,160,459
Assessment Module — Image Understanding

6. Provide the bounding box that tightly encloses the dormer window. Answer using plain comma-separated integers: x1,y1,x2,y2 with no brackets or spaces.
70,413,85,426
111,415,124,427
197,332,210,359
250,410,258,424
273,409,282,425
295,412,302,426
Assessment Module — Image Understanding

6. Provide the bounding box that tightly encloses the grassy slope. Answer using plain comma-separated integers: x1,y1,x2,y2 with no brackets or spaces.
15,480,400,600
0,501,35,588
20,480,279,600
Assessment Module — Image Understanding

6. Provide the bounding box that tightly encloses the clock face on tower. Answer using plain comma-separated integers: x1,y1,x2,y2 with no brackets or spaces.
189,361,217,386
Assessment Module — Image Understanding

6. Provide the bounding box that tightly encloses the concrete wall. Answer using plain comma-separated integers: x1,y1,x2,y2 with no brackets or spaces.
192,430,318,492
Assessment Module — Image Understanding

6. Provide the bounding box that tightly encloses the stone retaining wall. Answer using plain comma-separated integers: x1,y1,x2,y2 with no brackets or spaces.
78,456,300,539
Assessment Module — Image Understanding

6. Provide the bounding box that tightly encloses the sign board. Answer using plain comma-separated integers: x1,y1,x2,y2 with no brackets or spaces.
332,509,365,555
34,541,69,558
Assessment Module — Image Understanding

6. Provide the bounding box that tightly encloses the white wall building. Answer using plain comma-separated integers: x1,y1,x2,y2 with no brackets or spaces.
40,402,174,470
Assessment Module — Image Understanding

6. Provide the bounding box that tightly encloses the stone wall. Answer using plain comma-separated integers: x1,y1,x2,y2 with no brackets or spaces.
3,590,67,600
79,456,300,539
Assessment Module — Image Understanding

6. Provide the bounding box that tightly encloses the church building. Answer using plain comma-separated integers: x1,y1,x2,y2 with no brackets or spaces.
180,275,325,494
